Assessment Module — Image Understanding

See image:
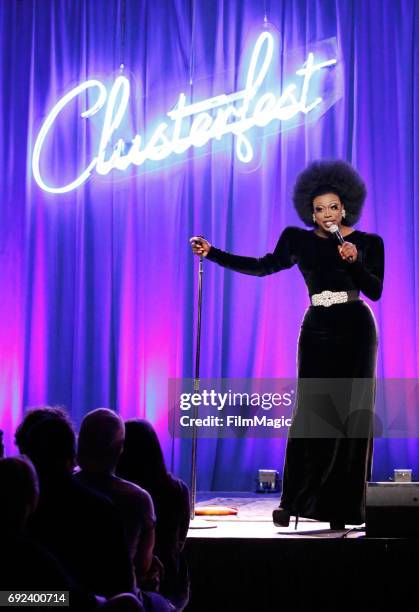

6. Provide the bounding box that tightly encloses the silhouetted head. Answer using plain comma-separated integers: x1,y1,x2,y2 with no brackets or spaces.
77,408,125,474
0,456,39,532
15,407,76,476
116,419,168,493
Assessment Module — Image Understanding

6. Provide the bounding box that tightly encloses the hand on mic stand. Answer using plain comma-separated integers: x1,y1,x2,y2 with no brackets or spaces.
190,236,211,258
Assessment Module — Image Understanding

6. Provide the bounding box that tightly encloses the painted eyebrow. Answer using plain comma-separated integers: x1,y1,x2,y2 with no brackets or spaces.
314,202,339,207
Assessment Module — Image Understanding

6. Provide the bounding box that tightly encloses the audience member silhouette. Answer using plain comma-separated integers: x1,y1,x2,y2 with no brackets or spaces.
76,409,156,581
15,407,135,599
0,455,39,534
0,455,144,611
76,408,175,612
116,420,190,610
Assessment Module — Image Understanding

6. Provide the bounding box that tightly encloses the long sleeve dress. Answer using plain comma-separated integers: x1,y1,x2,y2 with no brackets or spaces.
206,226,385,524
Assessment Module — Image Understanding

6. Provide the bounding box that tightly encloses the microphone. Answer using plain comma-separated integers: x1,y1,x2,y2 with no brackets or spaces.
328,224,353,262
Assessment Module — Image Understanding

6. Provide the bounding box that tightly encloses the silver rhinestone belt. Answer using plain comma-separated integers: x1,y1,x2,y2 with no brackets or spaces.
311,290,359,307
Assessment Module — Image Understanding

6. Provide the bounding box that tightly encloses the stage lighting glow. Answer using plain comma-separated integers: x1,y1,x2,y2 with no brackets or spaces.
32,32,338,194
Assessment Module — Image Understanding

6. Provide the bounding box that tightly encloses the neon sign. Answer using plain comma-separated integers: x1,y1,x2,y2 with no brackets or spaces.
32,32,339,194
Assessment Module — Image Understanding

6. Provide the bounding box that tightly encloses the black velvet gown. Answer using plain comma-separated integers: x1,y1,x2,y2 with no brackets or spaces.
206,227,385,524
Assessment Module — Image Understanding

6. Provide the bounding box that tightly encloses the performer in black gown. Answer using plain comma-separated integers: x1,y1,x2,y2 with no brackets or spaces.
190,160,384,530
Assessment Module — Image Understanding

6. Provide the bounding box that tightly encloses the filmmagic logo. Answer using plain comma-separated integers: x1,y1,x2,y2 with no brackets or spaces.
32,32,339,193
179,414,292,429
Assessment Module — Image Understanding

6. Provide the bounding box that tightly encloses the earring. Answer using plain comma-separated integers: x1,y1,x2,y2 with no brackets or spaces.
312,214,316,223
342,209,346,219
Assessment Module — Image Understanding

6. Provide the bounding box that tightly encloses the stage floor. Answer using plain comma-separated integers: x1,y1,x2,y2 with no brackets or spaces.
188,493,364,538
184,492,419,611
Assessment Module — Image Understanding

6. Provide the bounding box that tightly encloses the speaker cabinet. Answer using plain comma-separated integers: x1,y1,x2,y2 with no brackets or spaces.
366,482,419,537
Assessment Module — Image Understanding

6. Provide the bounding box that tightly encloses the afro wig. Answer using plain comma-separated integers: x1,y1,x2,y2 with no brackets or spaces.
292,160,366,227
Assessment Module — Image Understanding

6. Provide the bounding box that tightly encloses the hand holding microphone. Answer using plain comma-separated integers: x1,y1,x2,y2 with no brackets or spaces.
328,224,357,263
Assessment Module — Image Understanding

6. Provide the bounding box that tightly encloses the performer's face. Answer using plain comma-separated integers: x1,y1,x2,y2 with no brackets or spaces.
312,193,345,231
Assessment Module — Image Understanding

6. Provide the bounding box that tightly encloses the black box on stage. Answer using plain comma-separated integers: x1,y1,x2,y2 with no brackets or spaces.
366,482,419,537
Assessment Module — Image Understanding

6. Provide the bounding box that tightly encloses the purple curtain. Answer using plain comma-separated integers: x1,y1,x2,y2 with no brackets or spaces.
0,0,418,489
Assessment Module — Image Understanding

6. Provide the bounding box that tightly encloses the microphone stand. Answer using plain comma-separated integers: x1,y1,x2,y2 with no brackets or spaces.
188,253,219,529
190,255,203,520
